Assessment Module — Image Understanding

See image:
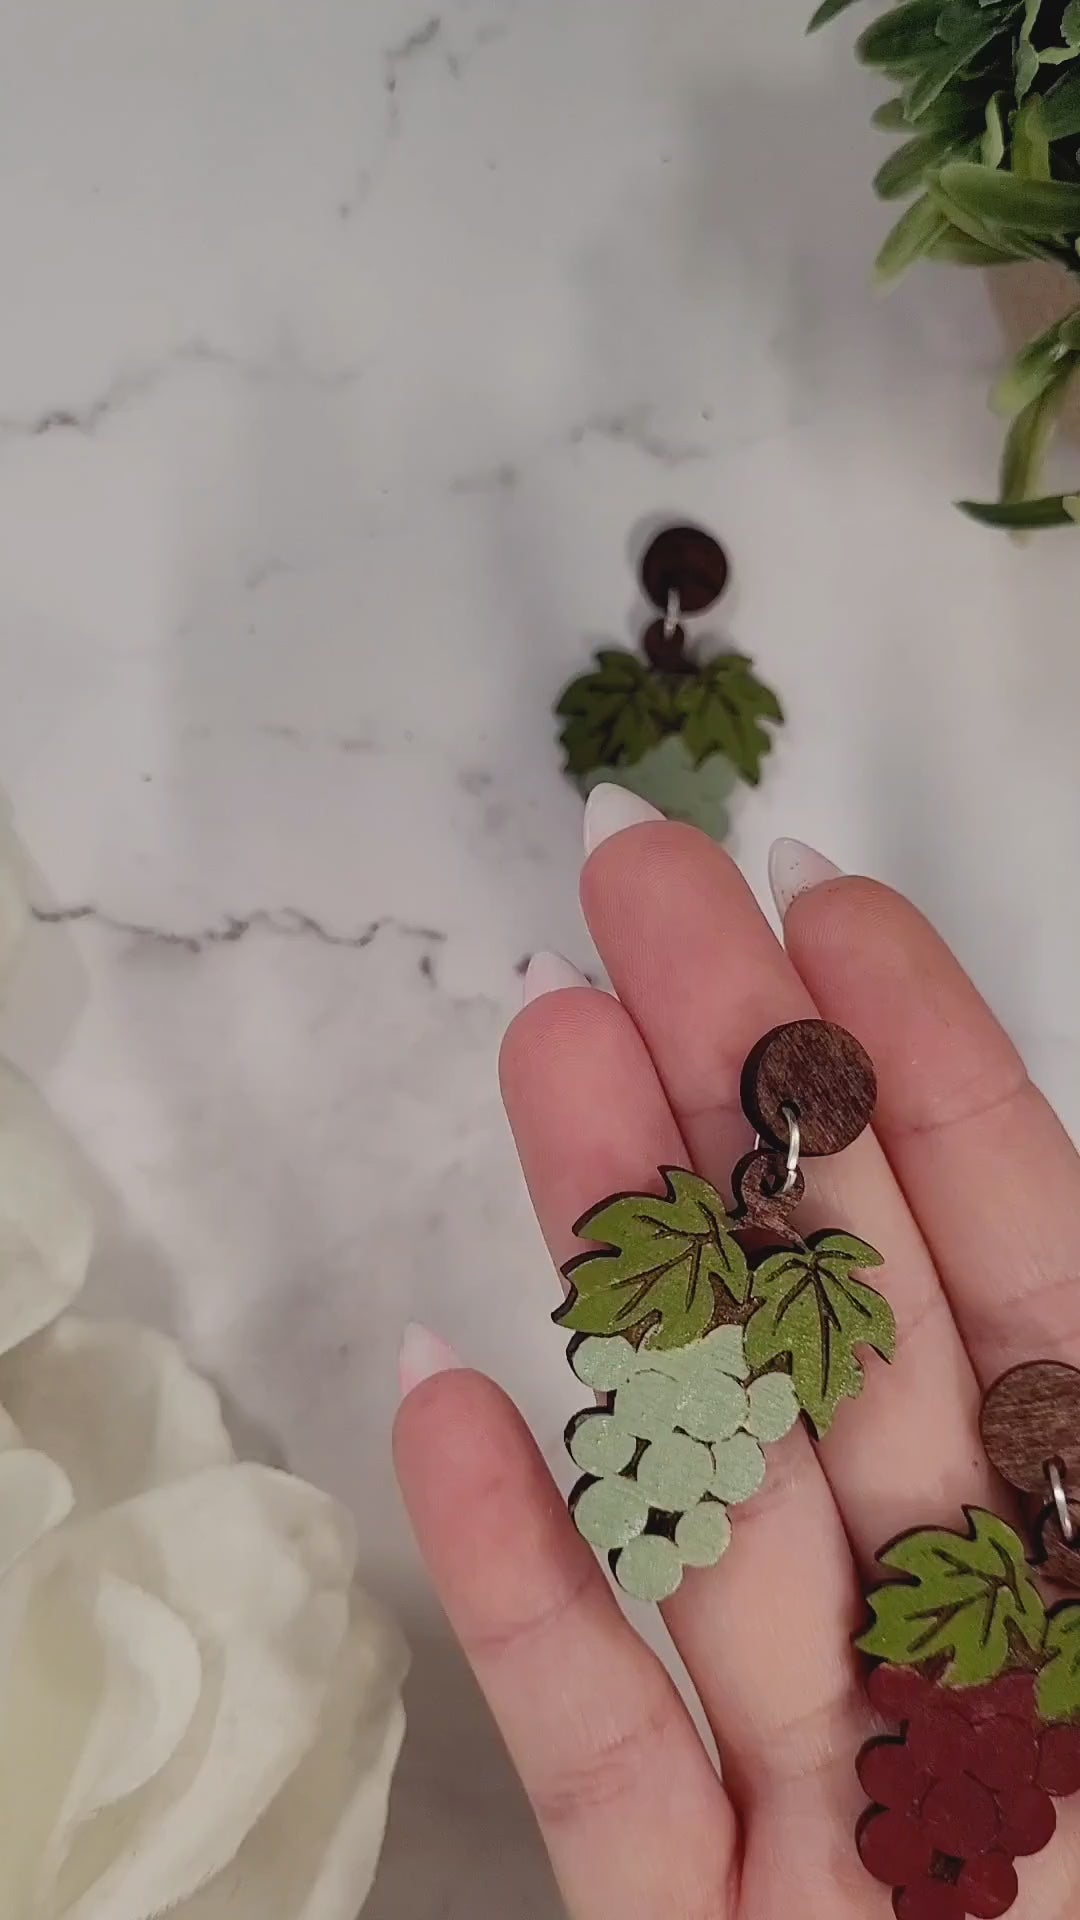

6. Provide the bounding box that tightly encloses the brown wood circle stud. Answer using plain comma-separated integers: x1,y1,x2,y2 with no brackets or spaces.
641,618,694,674
731,1150,805,1236
640,525,729,616
741,1020,877,1158
980,1361,1080,1494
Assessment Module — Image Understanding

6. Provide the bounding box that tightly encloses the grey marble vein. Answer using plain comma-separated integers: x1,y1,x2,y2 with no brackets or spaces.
568,404,715,465
2,339,363,441
32,903,447,959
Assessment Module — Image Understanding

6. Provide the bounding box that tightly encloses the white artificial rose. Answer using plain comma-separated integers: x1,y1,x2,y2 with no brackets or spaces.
0,849,407,1919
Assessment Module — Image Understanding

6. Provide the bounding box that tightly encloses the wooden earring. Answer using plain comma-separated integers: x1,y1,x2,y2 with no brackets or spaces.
556,1018,892,1602
854,1360,1080,1920
553,522,785,840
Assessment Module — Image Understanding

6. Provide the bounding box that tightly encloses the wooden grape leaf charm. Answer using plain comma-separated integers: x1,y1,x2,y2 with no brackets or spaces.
742,1231,892,1439
556,1169,750,1350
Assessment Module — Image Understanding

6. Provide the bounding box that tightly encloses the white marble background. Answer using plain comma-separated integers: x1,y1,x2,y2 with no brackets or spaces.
1,1,1080,1911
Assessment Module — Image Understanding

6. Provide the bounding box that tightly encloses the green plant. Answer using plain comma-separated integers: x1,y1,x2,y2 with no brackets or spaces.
811,0,1080,527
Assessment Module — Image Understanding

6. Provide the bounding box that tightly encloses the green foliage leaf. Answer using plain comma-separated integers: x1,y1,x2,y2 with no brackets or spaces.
958,490,1080,525
1064,0,1080,47
990,313,1077,414
673,654,783,786
808,0,864,26
999,361,1075,504
1015,35,1040,100
856,1,952,71
937,160,1080,234
874,191,951,280
908,16,1016,117
1042,72,1080,140
874,132,957,197
927,228,1017,260
857,1509,1047,1684
1012,95,1051,179
743,1231,892,1438
1037,1605,1080,1721
557,1169,750,1349
982,91,1006,167
555,650,674,777
872,95,910,129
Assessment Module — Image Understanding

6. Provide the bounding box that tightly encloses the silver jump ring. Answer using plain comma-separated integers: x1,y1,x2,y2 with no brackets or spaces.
750,1102,801,1197
780,1102,801,1196
1047,1458,1075,1545
663,587,681,642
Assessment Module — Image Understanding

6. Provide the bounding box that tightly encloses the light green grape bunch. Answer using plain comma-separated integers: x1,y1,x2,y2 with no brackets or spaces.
567,1325,799,1603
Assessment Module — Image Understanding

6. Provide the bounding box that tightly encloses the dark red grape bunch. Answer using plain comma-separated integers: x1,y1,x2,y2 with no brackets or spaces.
857,1664,1080,1919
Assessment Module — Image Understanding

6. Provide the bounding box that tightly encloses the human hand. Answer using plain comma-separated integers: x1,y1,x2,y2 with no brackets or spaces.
395,799,1080,1918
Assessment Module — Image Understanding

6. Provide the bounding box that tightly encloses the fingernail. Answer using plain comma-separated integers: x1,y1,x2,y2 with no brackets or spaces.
398,1322,464,1399
583,783,664,855
522,950,591,1006
768,838,843,920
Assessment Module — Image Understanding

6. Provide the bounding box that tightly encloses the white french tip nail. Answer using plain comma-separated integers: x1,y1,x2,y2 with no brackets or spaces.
398,1322,464,1400
768,838,843,921
521,950,591,1005
583,783,665,855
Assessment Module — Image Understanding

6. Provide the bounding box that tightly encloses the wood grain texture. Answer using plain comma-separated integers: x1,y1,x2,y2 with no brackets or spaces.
639,524,729,615
741,1019,877,1157
980,1362,1080,1493
730,1149,805,1235
1036,1505,1080,1590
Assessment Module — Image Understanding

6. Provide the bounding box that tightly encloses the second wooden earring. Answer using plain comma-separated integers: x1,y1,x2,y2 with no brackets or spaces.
555,1018,892,1601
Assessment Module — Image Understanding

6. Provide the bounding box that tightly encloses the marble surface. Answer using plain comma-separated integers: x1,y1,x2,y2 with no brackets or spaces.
2,1,1080,1912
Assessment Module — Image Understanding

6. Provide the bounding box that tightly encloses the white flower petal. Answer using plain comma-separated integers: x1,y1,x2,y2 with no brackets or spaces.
177,1590,407,1920
0,1448,73,1575
0,1562,101,1914
62,1573,204,1817
0,1315,233,1513
0,1062,93,1358
56,1465,357,1920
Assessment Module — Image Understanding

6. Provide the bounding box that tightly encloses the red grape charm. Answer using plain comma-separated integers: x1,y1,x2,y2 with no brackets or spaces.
853,1365,1080,1919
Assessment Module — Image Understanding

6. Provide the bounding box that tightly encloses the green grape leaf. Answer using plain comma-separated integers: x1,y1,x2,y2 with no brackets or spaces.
958,490,1080,527
555,650,674,776
1064,0,1080,46
557,1168,749,1349
857,1508,1048,1685
674,654,784,787
1037,1604,1080,1721
743,1231,892,1438
807,0,864,29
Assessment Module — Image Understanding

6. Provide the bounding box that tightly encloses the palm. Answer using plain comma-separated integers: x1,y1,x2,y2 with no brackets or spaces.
396,812,1080,1920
